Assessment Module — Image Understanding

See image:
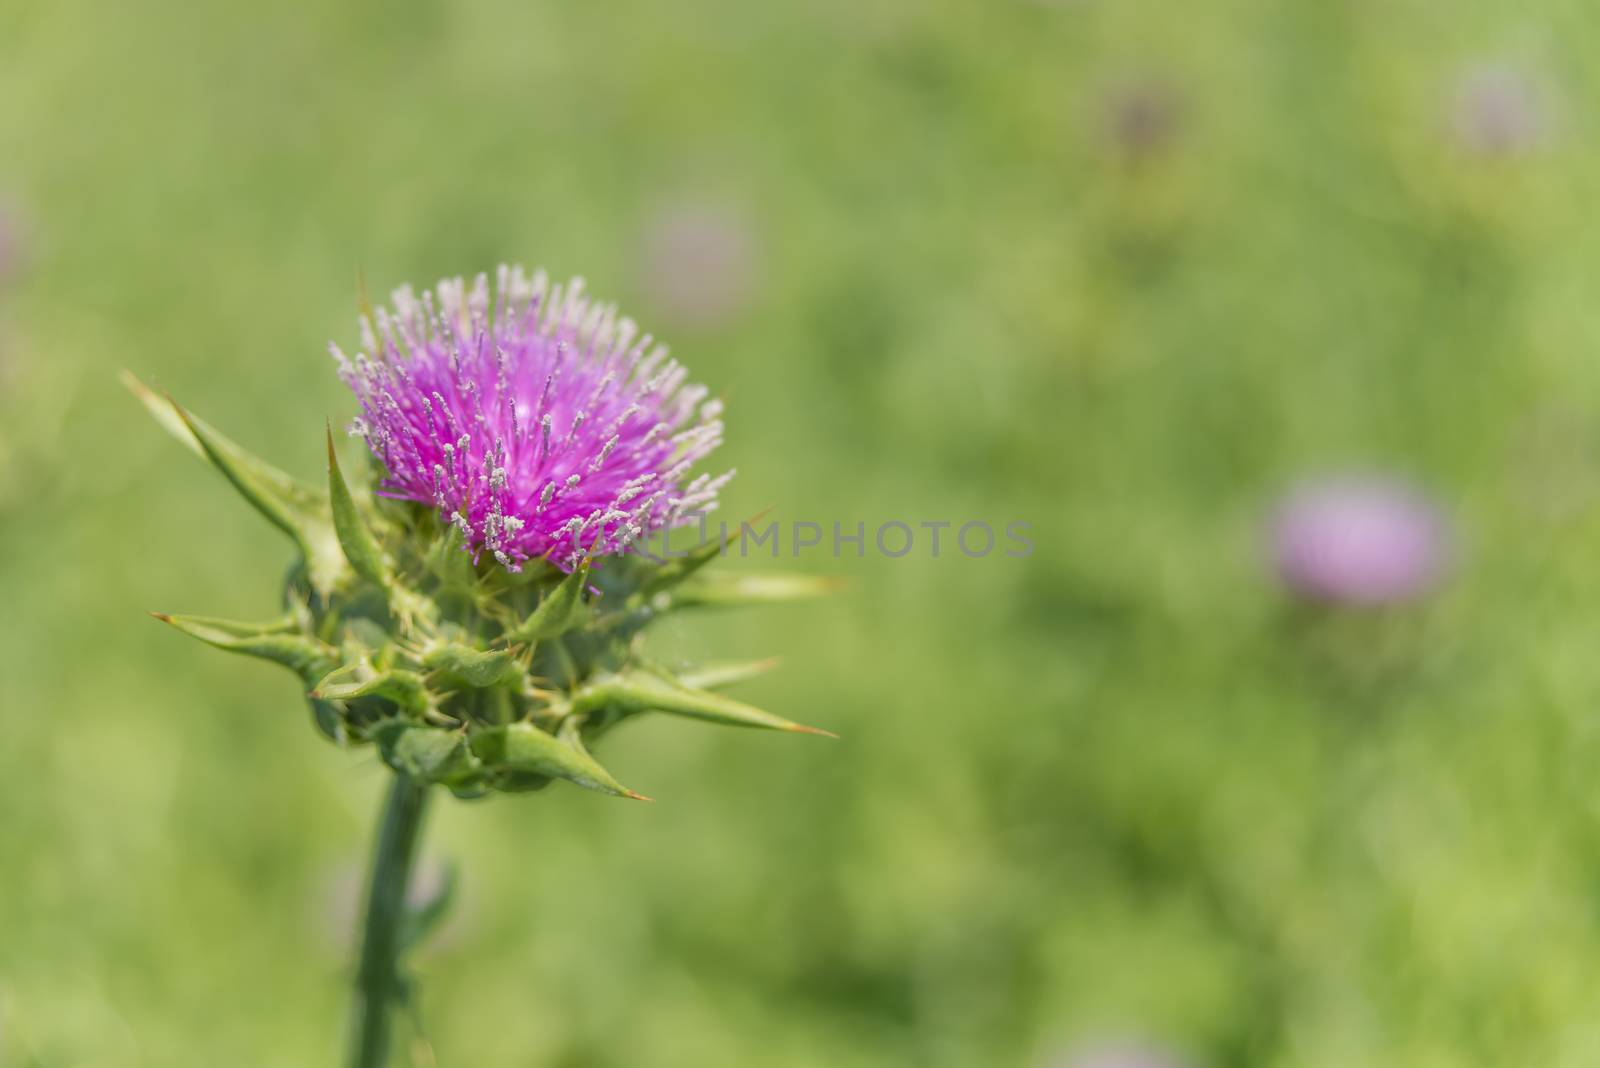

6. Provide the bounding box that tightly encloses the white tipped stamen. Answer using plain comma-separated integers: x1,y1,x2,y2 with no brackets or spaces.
589,435,619,472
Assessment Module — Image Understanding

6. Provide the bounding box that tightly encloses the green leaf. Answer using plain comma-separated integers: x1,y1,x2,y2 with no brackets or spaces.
326,424,392,587
469,722,648,799
674,657,782,691
575,669,836,737
421,643,523,689
123,373,346,595
669,572,844,609
507,555,593,644
373,721,482,786
150,612,337,680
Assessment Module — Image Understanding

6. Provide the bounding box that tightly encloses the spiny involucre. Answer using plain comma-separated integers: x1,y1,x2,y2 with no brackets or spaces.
130,266,838,801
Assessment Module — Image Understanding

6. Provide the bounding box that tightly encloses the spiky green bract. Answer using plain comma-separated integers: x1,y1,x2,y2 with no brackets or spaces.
326,423,392,588
569,669,837,736
130,377,836,800
125,372,347,596
506,554,595,644
675,657,782,691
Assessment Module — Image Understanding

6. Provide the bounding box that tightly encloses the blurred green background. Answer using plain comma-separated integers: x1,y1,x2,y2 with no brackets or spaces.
7,1,1600,1065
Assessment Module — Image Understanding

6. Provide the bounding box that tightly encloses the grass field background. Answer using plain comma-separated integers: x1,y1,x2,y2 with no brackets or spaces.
6,2,1600,1065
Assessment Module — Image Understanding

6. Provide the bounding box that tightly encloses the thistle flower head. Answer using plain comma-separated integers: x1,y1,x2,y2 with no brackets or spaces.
130,261,836,804
333,267,732,571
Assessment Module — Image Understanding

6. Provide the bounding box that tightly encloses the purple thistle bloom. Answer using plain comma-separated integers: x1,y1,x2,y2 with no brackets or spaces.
640,200,755,329
334,267,732,571
1451,64,1549,159
1269,476,1448,607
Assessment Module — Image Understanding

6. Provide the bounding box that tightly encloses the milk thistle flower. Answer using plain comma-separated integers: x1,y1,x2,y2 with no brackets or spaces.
130,266,836,1067
335,267,732,570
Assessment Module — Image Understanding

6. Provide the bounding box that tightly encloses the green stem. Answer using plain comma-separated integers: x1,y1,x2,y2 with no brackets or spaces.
347,774,431,1068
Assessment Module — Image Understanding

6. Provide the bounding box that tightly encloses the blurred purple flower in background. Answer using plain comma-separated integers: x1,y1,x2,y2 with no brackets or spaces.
639,199,756,329
1100,79,1185,165
1452,65,1549,159
1269,475,1449,607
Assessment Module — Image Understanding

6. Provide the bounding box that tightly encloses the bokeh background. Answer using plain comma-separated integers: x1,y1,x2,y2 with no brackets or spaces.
5,2,1600,1066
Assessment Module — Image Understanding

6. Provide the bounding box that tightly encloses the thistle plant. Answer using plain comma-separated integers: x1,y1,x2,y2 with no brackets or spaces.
129,266,835,1067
